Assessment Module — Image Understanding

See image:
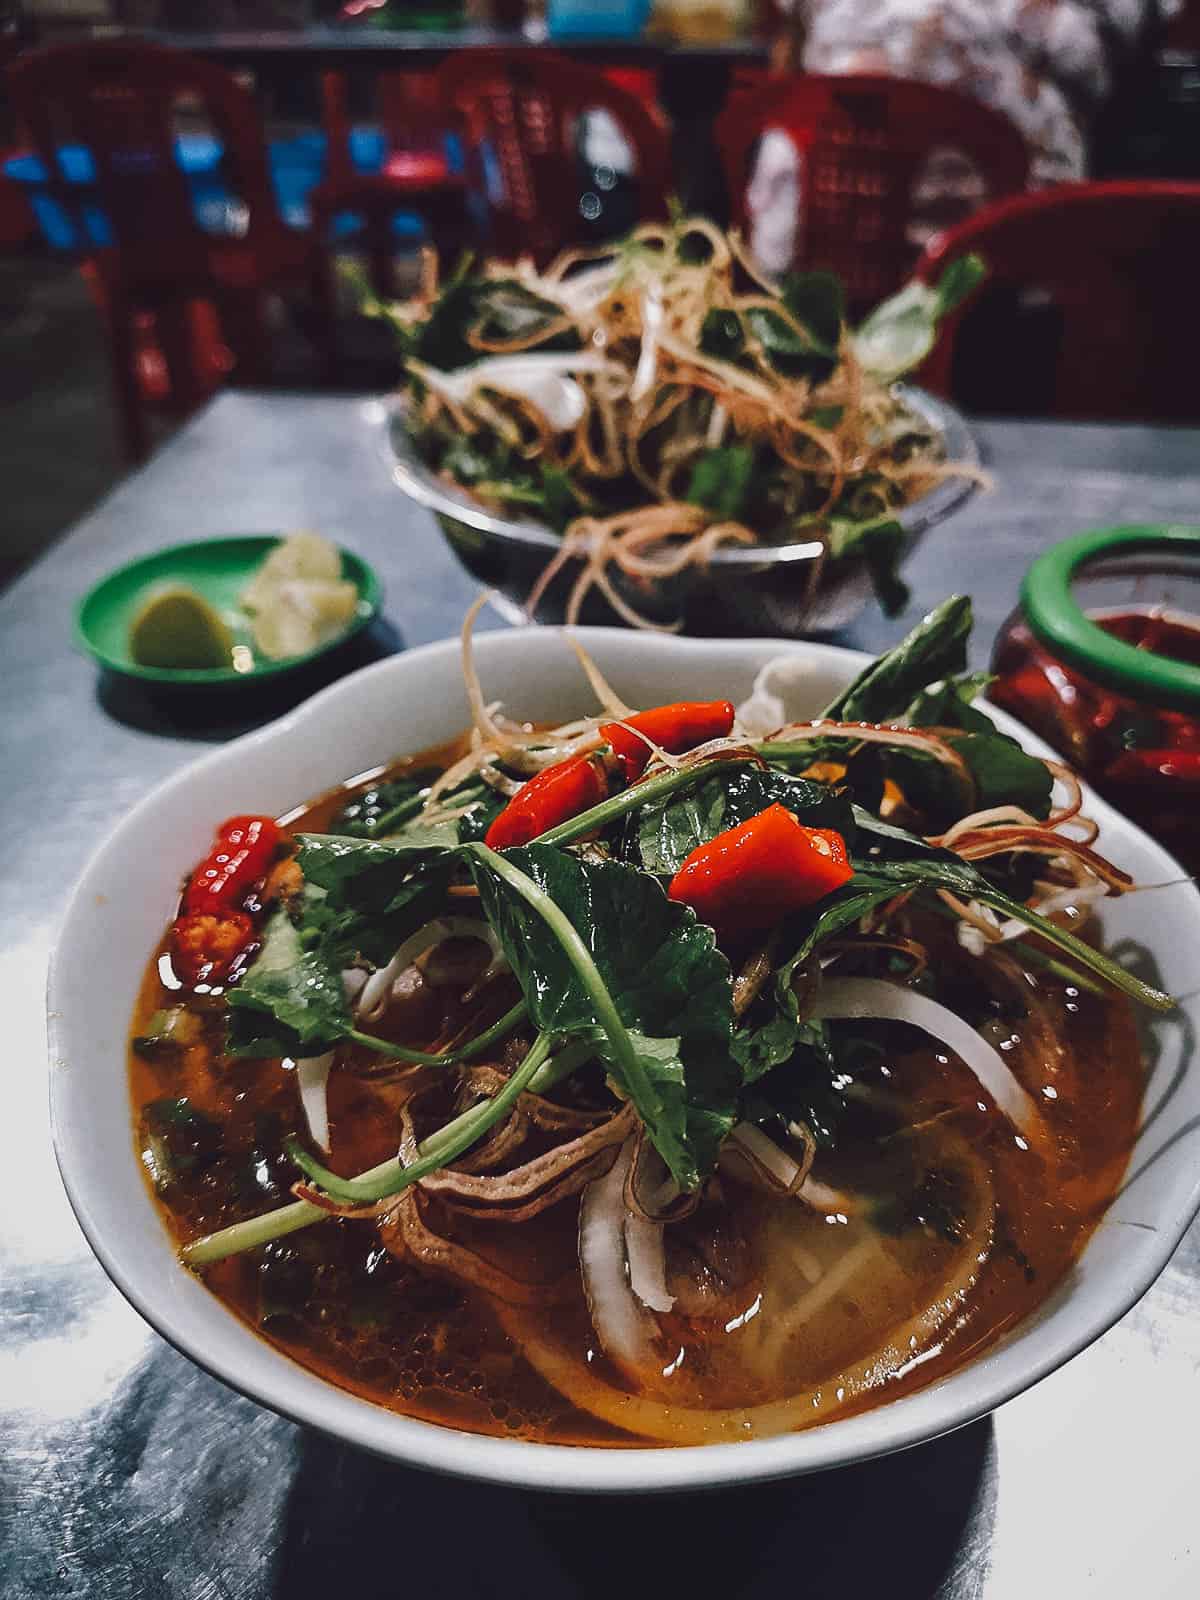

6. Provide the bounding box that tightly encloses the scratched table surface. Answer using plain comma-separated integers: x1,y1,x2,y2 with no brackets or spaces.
3,393,1198,1600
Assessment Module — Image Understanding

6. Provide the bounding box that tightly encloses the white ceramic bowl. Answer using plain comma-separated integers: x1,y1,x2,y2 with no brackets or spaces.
48,627,1200,1494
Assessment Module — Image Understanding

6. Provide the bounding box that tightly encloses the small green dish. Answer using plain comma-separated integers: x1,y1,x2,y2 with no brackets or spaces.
76,536,383,687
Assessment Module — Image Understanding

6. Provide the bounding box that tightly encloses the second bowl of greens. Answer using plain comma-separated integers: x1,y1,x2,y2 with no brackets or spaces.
380,218,984,635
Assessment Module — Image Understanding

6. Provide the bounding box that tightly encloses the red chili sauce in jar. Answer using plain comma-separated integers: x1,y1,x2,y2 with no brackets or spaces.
989,528,1200,876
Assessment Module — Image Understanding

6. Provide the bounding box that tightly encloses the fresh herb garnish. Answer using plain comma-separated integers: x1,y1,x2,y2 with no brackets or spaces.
468,843,738,1189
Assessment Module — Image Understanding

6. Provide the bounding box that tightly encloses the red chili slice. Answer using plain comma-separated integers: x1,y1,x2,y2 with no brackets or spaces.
485,755,609,850
668,803,853,941
601,700,736,783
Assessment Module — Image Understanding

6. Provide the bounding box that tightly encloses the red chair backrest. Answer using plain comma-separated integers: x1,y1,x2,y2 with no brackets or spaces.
433,49,670,264
719,73,1029,309
6,40,281,279
916,181,1200,422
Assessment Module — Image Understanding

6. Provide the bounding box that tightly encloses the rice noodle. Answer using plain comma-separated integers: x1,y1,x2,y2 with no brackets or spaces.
807,976,1042,1140
496,1137,995,1444
950,826,1132,892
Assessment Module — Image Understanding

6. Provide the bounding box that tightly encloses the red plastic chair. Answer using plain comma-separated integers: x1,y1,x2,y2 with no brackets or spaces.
6,41,316,461
718,74,1030,310
433,50,671,265
916,181,1200,423
309,172,475,380
321,67,460,191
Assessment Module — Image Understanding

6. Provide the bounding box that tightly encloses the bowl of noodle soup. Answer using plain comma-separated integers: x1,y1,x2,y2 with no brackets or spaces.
48,625,1200,1491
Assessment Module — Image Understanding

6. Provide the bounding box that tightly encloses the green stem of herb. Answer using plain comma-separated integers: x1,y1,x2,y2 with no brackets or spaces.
1007,941,1105,996
532,756,749,848
365,788,430,837
467,841,663,1121
182,1036,588,1266
288,1029,554,1202
346,999,525,1067
755,740,828,763
971,888,1174,1012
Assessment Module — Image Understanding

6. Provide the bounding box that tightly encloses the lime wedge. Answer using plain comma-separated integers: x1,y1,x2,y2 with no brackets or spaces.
128,585,234,670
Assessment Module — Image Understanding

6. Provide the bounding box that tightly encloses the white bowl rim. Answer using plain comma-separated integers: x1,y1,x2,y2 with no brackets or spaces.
47,625,1200,1495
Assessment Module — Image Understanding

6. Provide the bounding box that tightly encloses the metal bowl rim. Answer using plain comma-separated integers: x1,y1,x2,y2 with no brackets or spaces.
381,387,979,567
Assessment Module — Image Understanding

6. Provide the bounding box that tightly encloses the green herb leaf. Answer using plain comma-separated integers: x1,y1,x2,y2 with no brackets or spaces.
731,1007,810,1085
779,269,844,356
822,596,972,722
934,253,987,317
746,305,834,381
903,671,994,732
827,516,910,617
329,770,440,838
469,844,738,1188
849,806,951,862
699,307,745,364
408,274,578,372
903,672,1053,818
296,834,457,967
945,730,1052,817
636,767,854,875
227,906,353,1058
685,443,756,520
538,463,585,532
775,855,1173,1013
851,255,985,381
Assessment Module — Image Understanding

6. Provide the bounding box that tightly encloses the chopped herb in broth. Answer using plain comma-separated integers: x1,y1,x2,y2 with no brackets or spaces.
129,598,1163,1447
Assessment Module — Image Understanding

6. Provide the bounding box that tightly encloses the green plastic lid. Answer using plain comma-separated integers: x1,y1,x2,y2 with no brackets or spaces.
1021,525,1200,712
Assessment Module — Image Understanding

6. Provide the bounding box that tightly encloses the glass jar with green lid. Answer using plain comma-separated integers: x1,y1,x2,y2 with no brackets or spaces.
990,525,1200,873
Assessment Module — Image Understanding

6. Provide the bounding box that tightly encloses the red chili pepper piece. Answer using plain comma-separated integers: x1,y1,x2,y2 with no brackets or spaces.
183,815,281,914
171,910,256,985
668,803,853,940
600,700,736,783
485,754,609,850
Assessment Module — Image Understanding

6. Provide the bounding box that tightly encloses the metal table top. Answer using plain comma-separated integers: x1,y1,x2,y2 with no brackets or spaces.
3,392,1198,1599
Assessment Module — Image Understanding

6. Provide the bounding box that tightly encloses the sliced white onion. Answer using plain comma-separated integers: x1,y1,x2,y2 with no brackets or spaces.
735,653,811,738
624,1213,675,1314
357,918,504,1023
808,976,1041,1140
413,352,625,432
293,1052,335,1152
578,1139,660,1377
